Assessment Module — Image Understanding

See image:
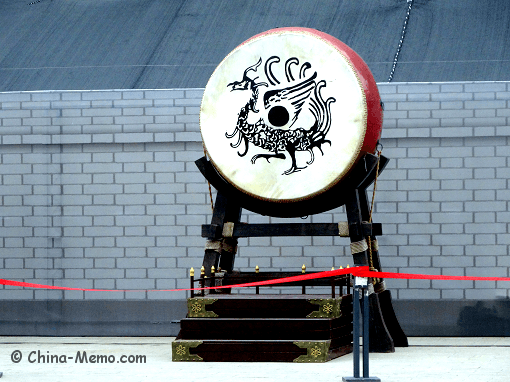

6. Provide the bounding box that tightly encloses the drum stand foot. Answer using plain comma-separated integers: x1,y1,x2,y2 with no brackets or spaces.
377,289,408,347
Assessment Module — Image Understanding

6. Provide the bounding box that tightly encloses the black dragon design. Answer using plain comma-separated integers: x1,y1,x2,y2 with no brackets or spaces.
225,56,336,175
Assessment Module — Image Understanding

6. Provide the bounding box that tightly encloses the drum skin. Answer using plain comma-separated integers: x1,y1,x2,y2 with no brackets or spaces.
200,27,382,213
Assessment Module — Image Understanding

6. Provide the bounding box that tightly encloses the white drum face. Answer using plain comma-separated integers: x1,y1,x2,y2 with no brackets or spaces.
200,31,367,203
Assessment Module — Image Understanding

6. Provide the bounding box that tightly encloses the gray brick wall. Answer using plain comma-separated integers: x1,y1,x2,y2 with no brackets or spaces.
0,82,509,301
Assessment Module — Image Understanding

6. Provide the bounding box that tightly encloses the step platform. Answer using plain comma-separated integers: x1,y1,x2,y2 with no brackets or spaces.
173,294,353,362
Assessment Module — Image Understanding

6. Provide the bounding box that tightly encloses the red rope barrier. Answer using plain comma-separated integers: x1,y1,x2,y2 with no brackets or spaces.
0,266,360,293
359,270,510,282
0,266,509,293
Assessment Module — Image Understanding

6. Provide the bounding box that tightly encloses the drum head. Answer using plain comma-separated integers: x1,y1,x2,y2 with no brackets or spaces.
201,27,382,208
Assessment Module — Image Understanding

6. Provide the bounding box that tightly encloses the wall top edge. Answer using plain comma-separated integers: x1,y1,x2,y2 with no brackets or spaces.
0,88,206,95
0,81,510,95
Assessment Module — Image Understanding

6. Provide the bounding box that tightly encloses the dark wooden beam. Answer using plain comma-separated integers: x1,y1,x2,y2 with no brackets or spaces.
201,222,382,238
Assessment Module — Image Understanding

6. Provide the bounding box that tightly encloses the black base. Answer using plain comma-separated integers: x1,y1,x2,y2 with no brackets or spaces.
174,294,353,362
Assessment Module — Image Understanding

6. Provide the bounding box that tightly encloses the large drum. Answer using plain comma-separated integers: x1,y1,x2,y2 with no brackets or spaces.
200,27,383,216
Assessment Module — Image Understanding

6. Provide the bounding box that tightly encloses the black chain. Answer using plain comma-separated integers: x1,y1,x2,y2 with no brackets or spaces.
388,0,414,82
28,0,51,5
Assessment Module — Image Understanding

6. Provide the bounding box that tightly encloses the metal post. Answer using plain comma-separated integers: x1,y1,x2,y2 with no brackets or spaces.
301,264,306,294
330,267,336,298
210,265,216,294
190,268,195,298
200,266,205,297
363,288,370,378
343,276,381,382
353,286,360,378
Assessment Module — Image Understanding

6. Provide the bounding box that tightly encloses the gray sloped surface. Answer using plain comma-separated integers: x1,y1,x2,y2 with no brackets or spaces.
0,0,508,91
394,0,510,81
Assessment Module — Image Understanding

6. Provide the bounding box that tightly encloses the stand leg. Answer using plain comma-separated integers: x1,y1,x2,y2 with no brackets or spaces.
358,189,408,349
202,250,220,277
368,293,394,353
377,289,408,347
345,189,370,267
345,189,395,353
202,192,242,280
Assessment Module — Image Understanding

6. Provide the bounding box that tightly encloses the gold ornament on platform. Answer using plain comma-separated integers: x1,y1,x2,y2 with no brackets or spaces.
175,345,186,356
310,346,322,358
190,301,203,314
322,303,334,314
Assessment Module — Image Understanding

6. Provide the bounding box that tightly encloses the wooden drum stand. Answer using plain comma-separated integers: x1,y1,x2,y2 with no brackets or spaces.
173,27,407,362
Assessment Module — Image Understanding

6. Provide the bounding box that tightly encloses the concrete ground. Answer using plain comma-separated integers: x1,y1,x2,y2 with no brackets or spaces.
0,337,508,382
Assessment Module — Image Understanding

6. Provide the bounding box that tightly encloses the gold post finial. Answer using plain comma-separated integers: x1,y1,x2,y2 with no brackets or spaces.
331,266,335,271
211,265,215,273
346,264,350,268
340,265,343,269
200,266,205,275
302,264,306,274
190,267,195,277
255,265,259,273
